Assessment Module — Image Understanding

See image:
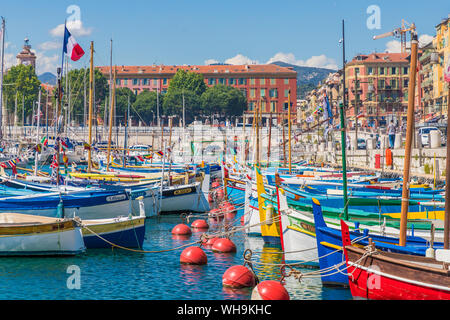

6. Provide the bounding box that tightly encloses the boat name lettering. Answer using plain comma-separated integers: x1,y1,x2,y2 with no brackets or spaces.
174,188,192,195
106,194,127,202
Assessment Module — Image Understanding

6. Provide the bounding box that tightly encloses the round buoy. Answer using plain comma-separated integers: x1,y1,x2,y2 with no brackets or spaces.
240,215,245,226
180,246,207,265
172,234,191,241
216,188,225,201
251,280,290,300
212,181,221,189
208,193,214,203
209,208,223,221
204,236,219,247
222,265,256,288
212,238,236,253
171,224,192,235
191,219,209,230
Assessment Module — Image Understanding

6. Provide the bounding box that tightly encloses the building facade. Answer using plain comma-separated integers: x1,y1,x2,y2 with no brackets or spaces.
97,64,297,124
345,52,410,128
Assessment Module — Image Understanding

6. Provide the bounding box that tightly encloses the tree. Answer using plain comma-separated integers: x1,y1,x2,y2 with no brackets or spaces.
167,69,206,96
201,85,247,116
60,68,108,124
3,64,41,123
132,90,160,125
113,87,136,126
163,69,206,124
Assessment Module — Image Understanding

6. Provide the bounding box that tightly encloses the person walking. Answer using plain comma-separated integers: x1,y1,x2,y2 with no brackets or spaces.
388,120,396,149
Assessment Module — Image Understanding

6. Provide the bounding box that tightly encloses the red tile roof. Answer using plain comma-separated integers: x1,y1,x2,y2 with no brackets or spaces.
347,52,410,65
96,64,297,77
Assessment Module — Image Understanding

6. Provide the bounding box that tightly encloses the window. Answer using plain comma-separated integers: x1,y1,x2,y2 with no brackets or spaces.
153,79,158,86
391,67,397,75
261,101,267,111
241,89,247,97
260,78,265,85
142,79,148,85
284,79,289,85
269,88,278,98
270,78,276,85
208,78,216,85
116,79,121,85
123,79,128,85
379,67,385,75
270,101,276,112
378,79,385,89
229,78,235,85
367,92,373,101
355,67,360,75
403,90,408,101
133,79,139,86
250,78,256,85
390,79,397,89
238,78,246,85
367,67,373,75
248,102,255,111
284,89,289,97
260,88,266,97
403,79,409,87
219,78,226,85
403,67,409,74
163,78,167,85
250,89,256,98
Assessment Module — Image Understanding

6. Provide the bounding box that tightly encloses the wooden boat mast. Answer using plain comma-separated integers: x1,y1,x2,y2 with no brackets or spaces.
288,90,292,173
399,30,418,246
87,42,94,173
267,112,272,167
106,67,116,171
341,19,349,221
444,74,450,249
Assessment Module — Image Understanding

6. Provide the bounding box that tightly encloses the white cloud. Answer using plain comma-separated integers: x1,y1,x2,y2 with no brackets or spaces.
35,52,59,75
38,41,61,51
267,52,338,70
385,34,434,53
225,54,259,65
385,40,402,53
204,59,219,65
50,20,92,37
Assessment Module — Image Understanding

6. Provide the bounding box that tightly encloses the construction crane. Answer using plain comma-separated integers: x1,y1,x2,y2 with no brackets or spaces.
373,19,416,53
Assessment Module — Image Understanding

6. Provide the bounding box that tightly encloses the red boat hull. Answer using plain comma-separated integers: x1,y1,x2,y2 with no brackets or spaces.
347,263,450,300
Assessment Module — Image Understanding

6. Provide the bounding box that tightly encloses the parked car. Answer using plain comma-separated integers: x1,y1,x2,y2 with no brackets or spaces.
418,127,445,147
357,138,366,150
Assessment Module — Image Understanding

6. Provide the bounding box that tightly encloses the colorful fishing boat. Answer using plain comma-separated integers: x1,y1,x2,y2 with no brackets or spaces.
0,212,85,256
341,220,450,300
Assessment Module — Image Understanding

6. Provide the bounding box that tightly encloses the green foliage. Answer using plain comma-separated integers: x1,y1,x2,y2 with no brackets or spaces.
60,68,108,124
3,64,41,123
167,69,206,96
132,89,161,125
200,84,246,116
162,89,201,123
114,87,136,125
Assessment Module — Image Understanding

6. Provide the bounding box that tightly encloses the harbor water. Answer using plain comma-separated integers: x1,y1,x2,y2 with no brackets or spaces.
0,212,351,300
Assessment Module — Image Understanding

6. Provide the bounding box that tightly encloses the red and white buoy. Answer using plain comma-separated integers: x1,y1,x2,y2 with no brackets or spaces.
171,224,192,236
191,219,209,230
222,265,256,288
211,238,236,253
180,246,207,265
251,280,290,300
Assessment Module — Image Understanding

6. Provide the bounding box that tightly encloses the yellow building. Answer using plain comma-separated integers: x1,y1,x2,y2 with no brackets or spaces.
432,15,450,114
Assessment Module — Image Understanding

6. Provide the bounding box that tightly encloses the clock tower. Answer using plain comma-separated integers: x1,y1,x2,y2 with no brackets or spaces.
16,38,36,69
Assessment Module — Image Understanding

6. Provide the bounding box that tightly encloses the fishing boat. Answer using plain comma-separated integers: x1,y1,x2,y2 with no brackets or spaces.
0,212,85,256
341,220,450,300
81,196,146,249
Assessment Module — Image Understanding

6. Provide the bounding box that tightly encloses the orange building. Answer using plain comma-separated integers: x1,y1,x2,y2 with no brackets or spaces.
97,64,297,123
345,52,410,128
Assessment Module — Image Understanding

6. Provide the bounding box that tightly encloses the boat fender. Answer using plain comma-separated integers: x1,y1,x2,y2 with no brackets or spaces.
136,196,145,217
265,204,274,224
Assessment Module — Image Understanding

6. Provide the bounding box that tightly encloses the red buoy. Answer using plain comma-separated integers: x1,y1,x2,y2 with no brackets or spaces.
216,188,224,201
171,224,192,235
204,236,219,247
212,181,221,189
180,246,207,265
208,193,214,203
191,219,209,230
222,265,256,288
240,215,245,226
211,238,236,253
251,280,290,300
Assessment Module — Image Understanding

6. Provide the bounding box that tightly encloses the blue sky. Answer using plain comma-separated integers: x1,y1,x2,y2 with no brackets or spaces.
1,0,449,75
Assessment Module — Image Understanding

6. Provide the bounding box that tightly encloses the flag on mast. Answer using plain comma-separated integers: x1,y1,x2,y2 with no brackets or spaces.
63,26,85,61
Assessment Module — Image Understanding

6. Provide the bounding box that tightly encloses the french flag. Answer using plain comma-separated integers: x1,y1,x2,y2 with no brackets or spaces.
63,26,85,61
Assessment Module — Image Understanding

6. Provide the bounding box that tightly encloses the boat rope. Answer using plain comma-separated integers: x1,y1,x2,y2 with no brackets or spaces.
79,223,202,253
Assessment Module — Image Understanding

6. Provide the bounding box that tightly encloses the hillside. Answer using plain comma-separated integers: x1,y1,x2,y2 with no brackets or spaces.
38,72,56,85
271,61,336,99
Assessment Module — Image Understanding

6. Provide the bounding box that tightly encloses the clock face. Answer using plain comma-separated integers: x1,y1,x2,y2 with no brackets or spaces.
22,60,31,66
